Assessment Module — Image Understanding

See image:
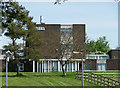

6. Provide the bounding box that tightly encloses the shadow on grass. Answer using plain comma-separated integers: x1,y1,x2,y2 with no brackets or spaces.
32,74,63,77
1,73,27,77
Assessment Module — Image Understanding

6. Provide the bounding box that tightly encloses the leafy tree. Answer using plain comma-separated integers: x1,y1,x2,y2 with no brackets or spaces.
2,2,29,75
24,20,42,62
86,36,110,54
2,1,41,75
116,46,120,50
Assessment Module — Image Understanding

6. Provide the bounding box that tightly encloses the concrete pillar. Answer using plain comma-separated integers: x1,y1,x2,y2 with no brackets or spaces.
42,61,43,72
69,63,70,72
37,62,38,72
48,61,49,72
58,61,60,72
60,63,62,72
33,61,35,72
44,61,46,72
67,63,68,72
53,61,54,67
75,61,77,71
39,63,41,72
72,63,73,72
78,61,79,71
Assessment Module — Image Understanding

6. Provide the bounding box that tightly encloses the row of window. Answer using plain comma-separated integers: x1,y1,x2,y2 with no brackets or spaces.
86,55,109,60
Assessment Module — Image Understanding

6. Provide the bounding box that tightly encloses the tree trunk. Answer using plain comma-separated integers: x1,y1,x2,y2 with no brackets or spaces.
13,38,20,76
62,64,66,76
16,64,20,76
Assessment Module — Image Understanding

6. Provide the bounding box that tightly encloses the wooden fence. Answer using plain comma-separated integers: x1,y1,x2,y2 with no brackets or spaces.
75,71,120,87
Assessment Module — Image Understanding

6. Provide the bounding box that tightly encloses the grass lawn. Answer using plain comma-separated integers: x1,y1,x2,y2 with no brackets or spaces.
1,72,99,87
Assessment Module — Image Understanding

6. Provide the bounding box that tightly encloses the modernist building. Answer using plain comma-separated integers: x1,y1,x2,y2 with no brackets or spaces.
85,50,120,71
1,23,120,72
33,23,86,72
85,54,109,71
1,23,86,72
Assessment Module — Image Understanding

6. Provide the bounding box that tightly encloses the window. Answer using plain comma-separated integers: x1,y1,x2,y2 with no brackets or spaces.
88,56,95,59
96,56,98,59
36,27,45,30
101,56,107,60
97,64,106,71
19,63,24,71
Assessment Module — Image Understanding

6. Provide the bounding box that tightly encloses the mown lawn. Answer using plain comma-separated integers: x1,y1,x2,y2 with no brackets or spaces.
1,72,99,87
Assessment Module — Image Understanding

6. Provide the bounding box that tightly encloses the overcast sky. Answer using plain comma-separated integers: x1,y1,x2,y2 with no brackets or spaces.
0,1,118,49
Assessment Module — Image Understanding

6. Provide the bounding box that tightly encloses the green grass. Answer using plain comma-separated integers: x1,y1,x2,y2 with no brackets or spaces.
1,72,99,87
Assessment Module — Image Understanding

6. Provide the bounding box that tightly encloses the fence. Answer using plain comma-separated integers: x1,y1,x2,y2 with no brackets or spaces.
75,71,120,87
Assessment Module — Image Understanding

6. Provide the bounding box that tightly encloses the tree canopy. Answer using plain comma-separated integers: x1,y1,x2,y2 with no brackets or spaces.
2,1,41,75
86,36,110,54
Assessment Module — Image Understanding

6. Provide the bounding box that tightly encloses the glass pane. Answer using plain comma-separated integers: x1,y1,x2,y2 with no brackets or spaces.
101,56,107,60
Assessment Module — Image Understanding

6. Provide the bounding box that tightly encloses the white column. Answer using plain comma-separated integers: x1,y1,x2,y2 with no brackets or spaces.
66,64,68,72
75,61,77,71
53,61,54,67
48,61,49,72
37,62,38,72
44,61,46,72
78,61,79,71
42,61,43,72
58,61,60,72
72,63,73,72
33,61,35,72
39,63,41,72
69,63,70,72
60,63,62,72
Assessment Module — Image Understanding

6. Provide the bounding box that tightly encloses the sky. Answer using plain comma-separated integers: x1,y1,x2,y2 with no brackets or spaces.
0,1,119,49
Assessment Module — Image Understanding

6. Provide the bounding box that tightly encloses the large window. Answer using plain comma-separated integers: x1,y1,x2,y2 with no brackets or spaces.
97,64,106,71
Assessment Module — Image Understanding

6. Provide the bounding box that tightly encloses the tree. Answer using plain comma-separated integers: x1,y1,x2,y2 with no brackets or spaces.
116,46,120,50
56,29,73,76
2,1,41,75
2,2,29,75
86,36,110,54
24,20,42,62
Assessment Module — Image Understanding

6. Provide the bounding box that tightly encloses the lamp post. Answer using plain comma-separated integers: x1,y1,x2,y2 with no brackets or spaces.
73,51,84,88
5,51,12,88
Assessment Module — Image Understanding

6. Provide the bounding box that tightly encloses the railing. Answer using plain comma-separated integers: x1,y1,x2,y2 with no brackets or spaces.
75,71,120,87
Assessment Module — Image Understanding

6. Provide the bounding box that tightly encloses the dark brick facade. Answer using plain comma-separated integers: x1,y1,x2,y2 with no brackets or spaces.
107,50,120,59
0,59,33,72
36,24,61,59
106,59,120,70
85,59,97,70
107,50,120,70
73,24,86,59
36,24,86,59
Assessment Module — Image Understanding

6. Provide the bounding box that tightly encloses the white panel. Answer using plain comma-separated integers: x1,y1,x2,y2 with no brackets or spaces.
75,61,77,71
48,61,49,72
42,61,43,72
58,61,60,72
72,63,73,72
37,62,38,72
33,61,35,72
78,62,79,71
49,61,52,72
